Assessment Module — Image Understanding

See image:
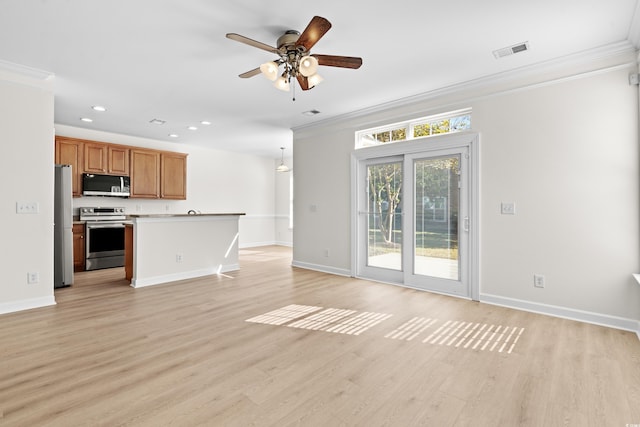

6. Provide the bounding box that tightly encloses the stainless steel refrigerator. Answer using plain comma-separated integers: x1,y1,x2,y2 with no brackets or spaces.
54,164,74,288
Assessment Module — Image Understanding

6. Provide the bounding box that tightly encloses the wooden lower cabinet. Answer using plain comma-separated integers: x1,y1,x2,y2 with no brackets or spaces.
125,224,133,281
72,223,85,272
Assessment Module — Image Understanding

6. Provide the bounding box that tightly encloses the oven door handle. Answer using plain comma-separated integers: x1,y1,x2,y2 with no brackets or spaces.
86,224,125,229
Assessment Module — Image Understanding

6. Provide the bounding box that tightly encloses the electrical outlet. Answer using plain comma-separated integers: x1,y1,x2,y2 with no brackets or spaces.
27,272,39,284
16,201,39,214
533,274,545,288
324,248,330,257
176,254,183,263
501,202,516,215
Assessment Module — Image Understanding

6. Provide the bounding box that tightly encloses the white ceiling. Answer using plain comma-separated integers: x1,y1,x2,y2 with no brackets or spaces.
1,0,639,157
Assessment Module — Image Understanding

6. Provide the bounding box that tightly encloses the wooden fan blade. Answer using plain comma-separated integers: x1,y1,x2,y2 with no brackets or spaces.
313,54,363,69
226,33,278,54
297,75,312,91
239,67,262,78
296,16,332,51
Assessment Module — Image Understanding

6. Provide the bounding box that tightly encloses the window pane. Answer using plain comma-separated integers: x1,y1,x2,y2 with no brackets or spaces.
414,156,459,280
450,115,471,131
391,128,406,141
367,162,403,271
431,120,450,134
375,131,390,143
413,123,431,138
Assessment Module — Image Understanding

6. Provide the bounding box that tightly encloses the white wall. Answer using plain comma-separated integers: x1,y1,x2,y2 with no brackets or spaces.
274,156,293,246
0,66,55,313
292,50,640,331
54,125,279,248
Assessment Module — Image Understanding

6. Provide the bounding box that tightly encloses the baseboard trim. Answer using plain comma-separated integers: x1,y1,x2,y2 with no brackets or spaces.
481,293,640,338
239,241,276,249
291,260,351,277
0,296,56,315
239,241,292,249
131,265,239,288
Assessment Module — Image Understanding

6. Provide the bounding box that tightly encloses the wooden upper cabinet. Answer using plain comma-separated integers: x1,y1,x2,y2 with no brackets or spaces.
161,153,187,200
54,135,186,199
54,136,83,197
108,146,130,175
84,143,129,175
130,149,161,198
84,143,108,174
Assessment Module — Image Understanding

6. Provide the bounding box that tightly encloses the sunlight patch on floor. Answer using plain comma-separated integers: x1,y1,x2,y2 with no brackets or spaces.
246,305,525,353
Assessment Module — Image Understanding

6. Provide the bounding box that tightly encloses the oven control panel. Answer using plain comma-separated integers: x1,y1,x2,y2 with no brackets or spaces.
80,207,126,221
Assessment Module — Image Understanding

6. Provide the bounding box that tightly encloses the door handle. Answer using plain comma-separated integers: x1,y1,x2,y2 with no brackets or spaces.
463,216,470,232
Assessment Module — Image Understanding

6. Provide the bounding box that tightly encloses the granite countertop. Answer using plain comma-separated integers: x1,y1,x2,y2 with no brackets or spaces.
127,213,245,218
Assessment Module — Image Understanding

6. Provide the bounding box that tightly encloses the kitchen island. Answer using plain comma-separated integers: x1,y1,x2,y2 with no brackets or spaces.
125,213,245,288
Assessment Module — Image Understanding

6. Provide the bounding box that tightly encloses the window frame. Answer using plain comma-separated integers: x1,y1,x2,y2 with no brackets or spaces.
356,108,472,149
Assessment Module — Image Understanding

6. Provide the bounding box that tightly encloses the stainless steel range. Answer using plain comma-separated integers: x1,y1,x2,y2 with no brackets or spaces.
80,207,129,271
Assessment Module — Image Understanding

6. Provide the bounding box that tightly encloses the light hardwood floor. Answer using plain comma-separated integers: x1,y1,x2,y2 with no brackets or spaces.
1,246,639,426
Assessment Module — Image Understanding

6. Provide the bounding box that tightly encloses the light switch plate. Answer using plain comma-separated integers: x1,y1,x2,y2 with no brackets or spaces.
16,201,39,214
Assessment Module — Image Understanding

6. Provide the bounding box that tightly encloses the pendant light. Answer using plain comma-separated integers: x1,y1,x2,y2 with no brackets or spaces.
276,147,290,172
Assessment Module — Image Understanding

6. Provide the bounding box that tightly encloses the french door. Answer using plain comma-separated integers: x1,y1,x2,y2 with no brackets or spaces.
354,135,477,299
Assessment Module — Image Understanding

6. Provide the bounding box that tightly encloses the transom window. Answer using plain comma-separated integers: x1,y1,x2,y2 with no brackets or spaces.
356,108,471,149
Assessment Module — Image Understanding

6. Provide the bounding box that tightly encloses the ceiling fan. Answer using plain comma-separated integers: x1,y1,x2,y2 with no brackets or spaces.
226,16,363,97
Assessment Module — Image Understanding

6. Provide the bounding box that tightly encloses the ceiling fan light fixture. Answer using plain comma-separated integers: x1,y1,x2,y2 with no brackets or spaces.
228,16,363,97
274,75,290,91
307,73,324,87
260,61,279,81
299,55,318,77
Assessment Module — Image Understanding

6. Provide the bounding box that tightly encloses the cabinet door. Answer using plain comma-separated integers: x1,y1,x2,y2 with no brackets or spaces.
84,143,108,173
55,137,83,197
130,149,160,198
108,146,130,175
161,153,187,199
72,223,85,272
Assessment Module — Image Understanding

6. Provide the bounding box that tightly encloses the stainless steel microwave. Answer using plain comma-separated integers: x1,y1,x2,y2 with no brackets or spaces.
82,173,130,197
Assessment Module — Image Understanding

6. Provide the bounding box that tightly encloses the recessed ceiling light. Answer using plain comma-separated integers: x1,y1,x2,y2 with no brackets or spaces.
91,105,107,112
80,117,93,122
200,120,211,125
187,126,198,131
302,109,321,116
168,134,179,138
150,119,166,125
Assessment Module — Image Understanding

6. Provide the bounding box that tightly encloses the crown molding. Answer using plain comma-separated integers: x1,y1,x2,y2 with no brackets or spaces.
628,0,640,49
0,59,53,81
293,41,638,134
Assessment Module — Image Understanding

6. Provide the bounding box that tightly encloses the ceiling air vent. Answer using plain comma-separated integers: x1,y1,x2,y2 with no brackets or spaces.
493,42,530,59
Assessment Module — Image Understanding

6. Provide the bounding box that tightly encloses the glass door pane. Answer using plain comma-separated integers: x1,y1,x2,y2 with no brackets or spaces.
367,161,403,271
414,155,460,280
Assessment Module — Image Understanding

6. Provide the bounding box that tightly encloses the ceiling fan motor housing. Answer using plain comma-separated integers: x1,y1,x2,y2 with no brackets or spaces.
277,30,303,52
